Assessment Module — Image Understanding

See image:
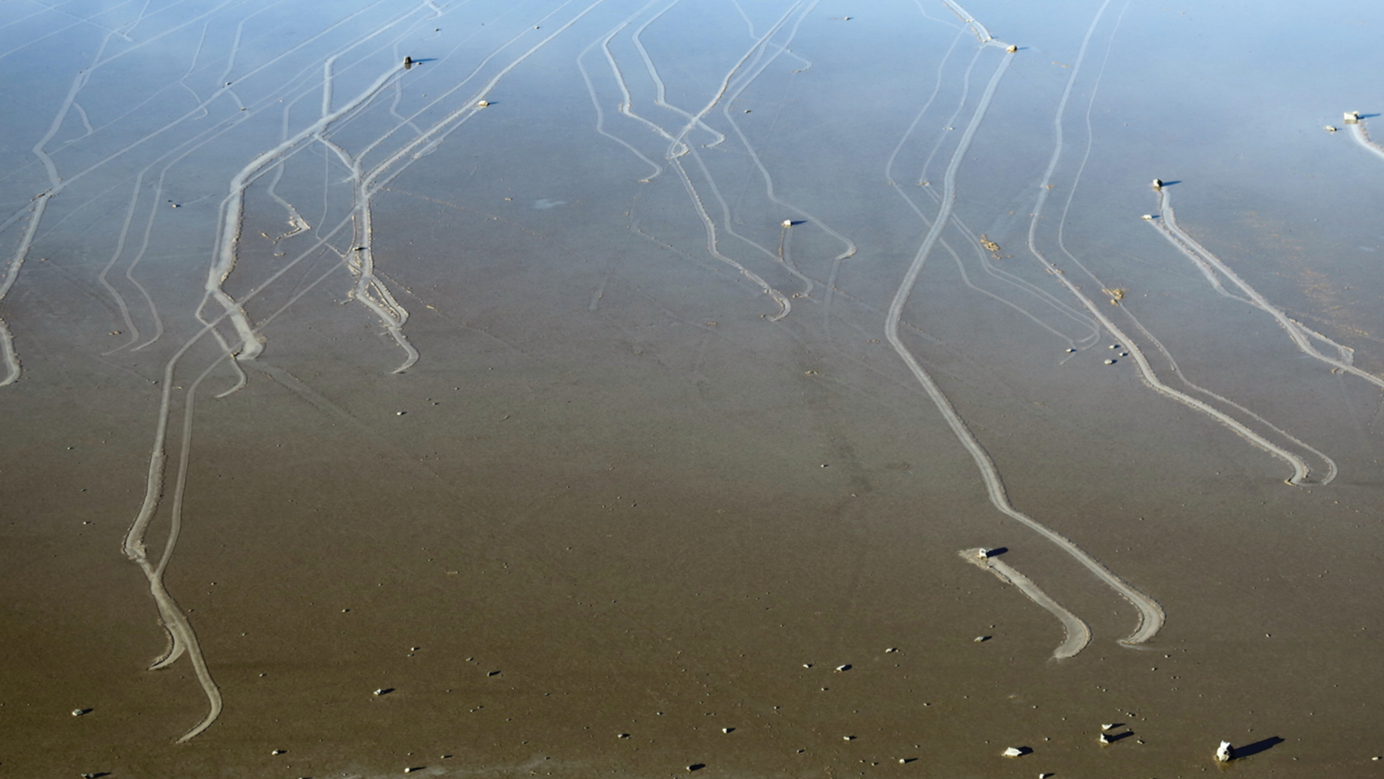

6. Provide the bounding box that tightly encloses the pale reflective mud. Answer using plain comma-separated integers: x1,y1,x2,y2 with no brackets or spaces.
4,1,1384,777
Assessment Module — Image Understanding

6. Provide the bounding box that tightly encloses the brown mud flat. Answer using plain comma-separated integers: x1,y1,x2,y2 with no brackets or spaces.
3,1,1384,777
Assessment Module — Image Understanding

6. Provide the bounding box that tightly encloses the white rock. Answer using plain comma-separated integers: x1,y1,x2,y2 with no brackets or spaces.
1216,741,1234,762
477,100,490,107
1002,746,1026,758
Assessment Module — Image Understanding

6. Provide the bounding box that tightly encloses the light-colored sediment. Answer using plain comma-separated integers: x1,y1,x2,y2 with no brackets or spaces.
959,549,1091,660
887,31,1164,648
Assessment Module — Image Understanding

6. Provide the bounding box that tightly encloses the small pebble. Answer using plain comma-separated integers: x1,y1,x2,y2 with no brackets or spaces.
477,100,490,107
272,749,286,755
722,727,734,733
72,708,89,717
1104,359,1115,365
835,664,851,672
884,647,898,653
975,636,990,643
